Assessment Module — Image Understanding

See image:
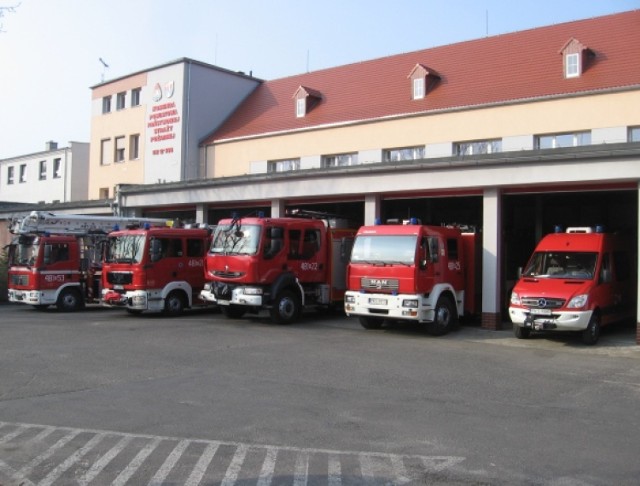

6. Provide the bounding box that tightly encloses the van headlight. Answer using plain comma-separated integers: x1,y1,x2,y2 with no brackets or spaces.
510,292,521,305
567,294,588,309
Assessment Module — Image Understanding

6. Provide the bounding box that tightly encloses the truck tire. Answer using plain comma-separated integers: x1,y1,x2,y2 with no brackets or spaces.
164,290,186,316
359,316,384,329
221,305,247,319
426,296,457,336
513,324,531,339
270,289,300,324
582,313,600,345
56,288,83,312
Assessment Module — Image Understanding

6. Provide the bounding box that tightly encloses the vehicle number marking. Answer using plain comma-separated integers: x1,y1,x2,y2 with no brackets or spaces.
44,275,65,283
301,262,319,271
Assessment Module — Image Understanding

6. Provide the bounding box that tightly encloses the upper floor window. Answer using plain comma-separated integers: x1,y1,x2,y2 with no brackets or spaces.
293,86,321,118
413,78,425,100
536,131,591,149
99,187,109,199
7,166,14,184
116,92,126,110
100,138,112,165
131,88,141,107
115,136,126,162
53,158,61,178
629,126,640,142
129,134,140,160
560,38,593,79
322,153,359,168
565,53,580,78
39,160,47,180
102,95,112,114
268,158,300,173
19,164,26,183
383,146,425,162
409,64,440,100
454,139,502,156
296,98,306,118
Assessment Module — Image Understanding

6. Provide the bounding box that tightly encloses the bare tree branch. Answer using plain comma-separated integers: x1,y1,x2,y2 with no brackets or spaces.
0,2,21,33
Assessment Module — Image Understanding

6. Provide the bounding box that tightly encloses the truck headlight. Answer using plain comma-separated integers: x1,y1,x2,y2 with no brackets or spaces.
203,282,212,291
510,292,521,305
567,294,588,309
132,295,146,305
344,295,355,304
402,299,418,308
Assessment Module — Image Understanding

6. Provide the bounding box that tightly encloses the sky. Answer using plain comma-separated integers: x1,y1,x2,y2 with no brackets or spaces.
0,0,638,159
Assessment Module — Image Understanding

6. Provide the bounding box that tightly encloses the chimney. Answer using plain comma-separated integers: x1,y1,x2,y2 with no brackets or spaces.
46,141,58,151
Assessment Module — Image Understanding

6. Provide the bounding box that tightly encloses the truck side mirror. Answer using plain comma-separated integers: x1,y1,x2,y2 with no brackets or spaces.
150,238,162,262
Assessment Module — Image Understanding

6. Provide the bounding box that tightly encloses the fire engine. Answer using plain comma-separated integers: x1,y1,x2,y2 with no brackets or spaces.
7,211,167,311
344,220,479,335
101,224,213,316
509,226,636,345
199,211,356,323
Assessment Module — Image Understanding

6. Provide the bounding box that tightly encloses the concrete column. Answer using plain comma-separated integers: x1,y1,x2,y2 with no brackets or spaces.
364,194,381,225
195,203,208,225
481,188,503,330
271,199,286,218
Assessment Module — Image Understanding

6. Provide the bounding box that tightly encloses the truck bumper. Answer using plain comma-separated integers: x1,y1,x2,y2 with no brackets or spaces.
344,291,434,322
509,307,592,331
8,289,56,306
102,289,163,312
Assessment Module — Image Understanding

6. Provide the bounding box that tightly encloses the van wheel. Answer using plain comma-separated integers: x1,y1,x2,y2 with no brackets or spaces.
164,291,186,316
514,325,531,339
221,305,246,319
426,296,457,336
582,313,600,345
57,288,83,312
270,289,300,324
359,316,384,329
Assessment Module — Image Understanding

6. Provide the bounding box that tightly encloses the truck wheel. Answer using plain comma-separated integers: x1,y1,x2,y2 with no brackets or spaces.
221,305,247,319
56,288,83,312
582,313,600,345
426,296,457,336
164,291,186,316
514,324,531,339
270,289,300,324
359,316,384,329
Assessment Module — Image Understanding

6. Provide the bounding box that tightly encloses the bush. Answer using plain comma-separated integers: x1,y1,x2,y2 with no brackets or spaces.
0,246,8,302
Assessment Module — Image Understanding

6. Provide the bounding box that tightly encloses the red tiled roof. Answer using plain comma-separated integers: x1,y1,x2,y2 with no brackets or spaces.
206,10,640,144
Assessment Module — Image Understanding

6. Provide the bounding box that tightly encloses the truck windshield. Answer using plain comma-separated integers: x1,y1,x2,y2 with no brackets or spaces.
210,224,261,255
106,235,146,264
523,251,597,279
9,236,39,267
350,235,417,265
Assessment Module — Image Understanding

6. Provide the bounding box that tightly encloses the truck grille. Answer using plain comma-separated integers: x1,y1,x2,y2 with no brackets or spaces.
521,297,565,309
11,275,28,286
107,272,133,285
213,270,244,278
360,277,399,291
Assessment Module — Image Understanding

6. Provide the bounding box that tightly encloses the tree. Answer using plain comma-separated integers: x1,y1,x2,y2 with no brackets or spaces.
0,3,20,33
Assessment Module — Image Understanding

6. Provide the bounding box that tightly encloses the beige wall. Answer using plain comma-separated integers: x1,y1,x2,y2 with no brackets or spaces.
208,90,640,177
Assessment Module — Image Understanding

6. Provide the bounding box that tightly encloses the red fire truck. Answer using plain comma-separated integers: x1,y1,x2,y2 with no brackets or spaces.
101,225,213,315
344,220,479,335
7,211,167,311
199,211,356,323
509,226,636,345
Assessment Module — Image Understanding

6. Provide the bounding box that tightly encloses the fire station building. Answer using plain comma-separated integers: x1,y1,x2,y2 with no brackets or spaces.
3,10,640,340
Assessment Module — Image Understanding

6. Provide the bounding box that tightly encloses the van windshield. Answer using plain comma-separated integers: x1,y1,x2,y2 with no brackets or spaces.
350,235,417,265
523,251,597,279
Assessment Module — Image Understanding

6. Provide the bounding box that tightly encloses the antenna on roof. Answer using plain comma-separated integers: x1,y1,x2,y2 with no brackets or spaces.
485,10,489,37
99,57,109,82
306,49,310,73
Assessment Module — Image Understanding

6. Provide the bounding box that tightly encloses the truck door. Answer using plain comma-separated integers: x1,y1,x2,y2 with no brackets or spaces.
443,236,466,292
185,237,207,290
287,227,326,283
40,241,74,290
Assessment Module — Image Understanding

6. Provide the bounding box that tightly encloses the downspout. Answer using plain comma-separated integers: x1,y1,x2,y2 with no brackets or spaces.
183,61,192,181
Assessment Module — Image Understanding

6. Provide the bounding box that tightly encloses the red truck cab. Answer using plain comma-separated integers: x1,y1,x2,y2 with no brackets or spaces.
509,227,636,344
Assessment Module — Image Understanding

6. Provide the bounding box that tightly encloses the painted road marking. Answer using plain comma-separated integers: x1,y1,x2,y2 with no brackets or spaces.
0,421,465,485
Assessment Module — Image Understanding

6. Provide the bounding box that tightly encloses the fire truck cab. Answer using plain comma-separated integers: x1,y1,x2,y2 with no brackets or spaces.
509,226,636,344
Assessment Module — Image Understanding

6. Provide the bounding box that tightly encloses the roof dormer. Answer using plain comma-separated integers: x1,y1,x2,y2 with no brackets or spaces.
408,64,440,100
293,86,322,118
559,38,594,78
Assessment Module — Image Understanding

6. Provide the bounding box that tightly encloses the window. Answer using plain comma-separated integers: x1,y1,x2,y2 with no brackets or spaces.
100,139,112,165
158,238,183,258
53,158,61,178
7,166,14,184
102,95,112,114
268,158,300,173
39,160,47,180
383,146,425,162
186,239,205,257
129,134,140,160
536,131,591,149
629,127,640,142
99,187,109,199
565,53,580,78
115,136,126,162
454,139,502,156
296,98,306,118
413,77,425,100
116,92,126,110
322,153,359,168
131,88,141,107
19,164,26,183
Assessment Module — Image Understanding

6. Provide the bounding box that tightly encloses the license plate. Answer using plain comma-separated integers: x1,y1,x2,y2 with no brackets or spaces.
369,298,387,305
530,308,552,316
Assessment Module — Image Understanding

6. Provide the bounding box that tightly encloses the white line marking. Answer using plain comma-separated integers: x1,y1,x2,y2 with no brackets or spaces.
391,454,412,484
111,437,162,486
293,450,309,486
13,429,81,480
359,452,376,481
221,443,248,486
78,435,132,486
328,454,342,486
37,433,106,486
256,446,278,486
148,439,190,486
184,441,220,486
0,424,27,444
